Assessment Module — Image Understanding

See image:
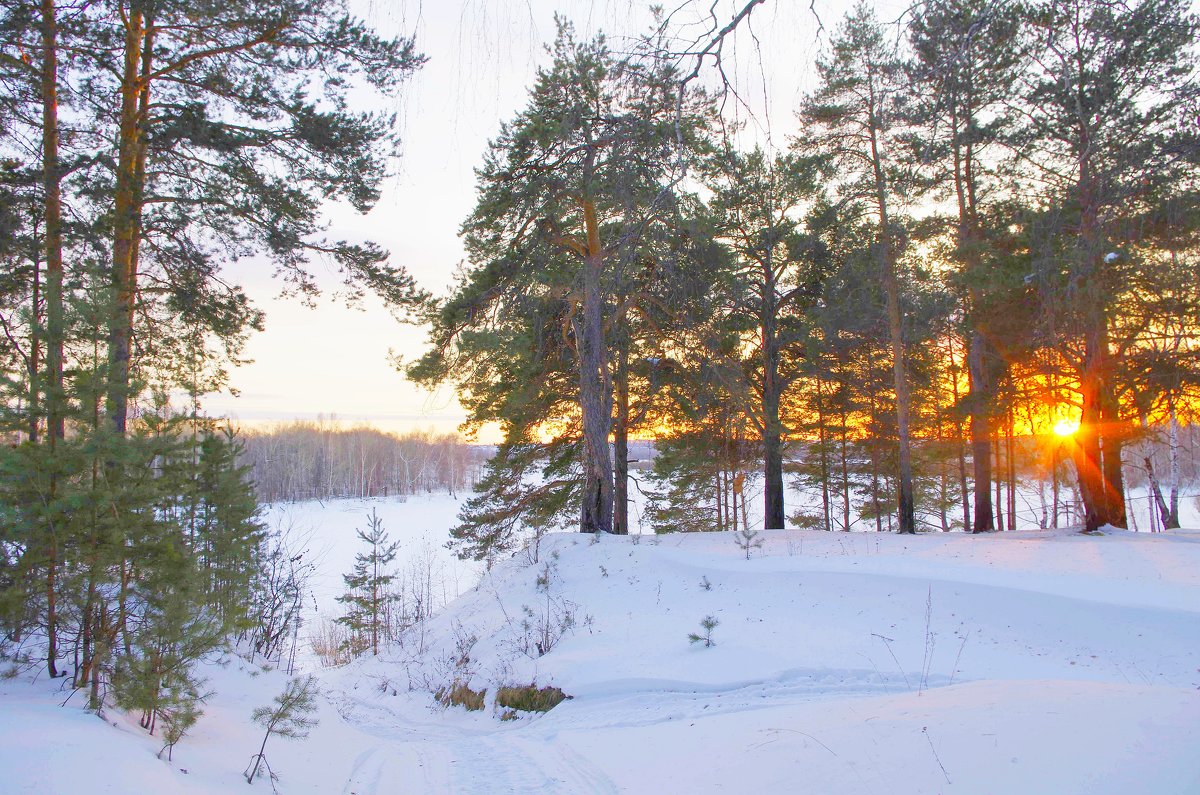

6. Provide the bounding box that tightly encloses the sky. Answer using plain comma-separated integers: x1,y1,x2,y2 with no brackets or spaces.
202,0,891,440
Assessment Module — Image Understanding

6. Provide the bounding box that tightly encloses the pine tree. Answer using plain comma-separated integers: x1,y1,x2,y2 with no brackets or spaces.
797,3,919,533
907,0,1027,532
1017,0,1199,530
245,675,319,786
336,509,399,656
1,0,424,693
411,20,711,537
704,149,829,530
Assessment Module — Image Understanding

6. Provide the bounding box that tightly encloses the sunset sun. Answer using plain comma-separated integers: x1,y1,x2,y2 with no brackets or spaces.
1053,418,1080,437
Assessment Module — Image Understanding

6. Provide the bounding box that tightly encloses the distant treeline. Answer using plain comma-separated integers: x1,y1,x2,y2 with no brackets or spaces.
240,422,487,503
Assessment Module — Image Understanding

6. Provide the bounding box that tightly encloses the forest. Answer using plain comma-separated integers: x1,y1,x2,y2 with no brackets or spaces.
408,0,1200,558
0,0,424,744
0,0,1197,755
238,421,483,502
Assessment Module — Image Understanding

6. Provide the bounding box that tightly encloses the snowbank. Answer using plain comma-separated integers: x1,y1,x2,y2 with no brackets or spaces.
4,514,1198,793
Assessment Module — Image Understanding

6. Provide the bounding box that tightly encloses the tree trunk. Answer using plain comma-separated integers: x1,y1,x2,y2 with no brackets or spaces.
1099,378,1126,528
866,356,883,533
1166,401,1180,528
1144,455,1170,531
994,430,1004,530
967,331,997,531
762,391,785,530
576,199,614,534
39,0,65,678
715,470,724,532
28,238,40,443
1052,442,1061,528
107,6,148,435
1076,323,1127,531
761,277,786,530
947,340,970,531
839,387,850,532
1007,407,1016,530
816,375,832,532
1074,364,1104,531
613,334,629,535
867,88,915,534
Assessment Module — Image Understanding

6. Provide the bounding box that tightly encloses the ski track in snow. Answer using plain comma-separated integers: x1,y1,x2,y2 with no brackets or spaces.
336,713,620,794
328,669,929,793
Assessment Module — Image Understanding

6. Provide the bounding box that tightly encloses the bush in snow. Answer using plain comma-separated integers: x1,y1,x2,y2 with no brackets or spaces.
495,684,571,715
511,558,578,658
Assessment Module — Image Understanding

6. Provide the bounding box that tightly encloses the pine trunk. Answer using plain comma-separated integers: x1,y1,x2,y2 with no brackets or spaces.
107,7,147,434
866,73,915,534
967,332,996,531
613,331,629,535
761,272,786,530
576,199,614,534
39,0,67,679
943,339,970,531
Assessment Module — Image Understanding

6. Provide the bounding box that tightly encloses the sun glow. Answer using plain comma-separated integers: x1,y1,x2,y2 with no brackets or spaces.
1052,418,1080,438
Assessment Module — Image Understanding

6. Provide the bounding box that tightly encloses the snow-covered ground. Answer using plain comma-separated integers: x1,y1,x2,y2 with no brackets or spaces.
3,494,1199,793
260,494,483,628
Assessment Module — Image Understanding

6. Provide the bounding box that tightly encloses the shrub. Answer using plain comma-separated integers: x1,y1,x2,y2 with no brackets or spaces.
435,682,486,711
495,684,571,713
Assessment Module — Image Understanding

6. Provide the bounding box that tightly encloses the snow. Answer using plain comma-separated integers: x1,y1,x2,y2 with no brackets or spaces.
260,494,483,627
3,495,1199,793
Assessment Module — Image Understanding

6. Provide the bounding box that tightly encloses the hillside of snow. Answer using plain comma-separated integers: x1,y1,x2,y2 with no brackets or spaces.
3,498,1199,793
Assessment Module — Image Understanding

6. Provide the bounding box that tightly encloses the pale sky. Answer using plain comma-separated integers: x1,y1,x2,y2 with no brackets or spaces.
203,0,883,439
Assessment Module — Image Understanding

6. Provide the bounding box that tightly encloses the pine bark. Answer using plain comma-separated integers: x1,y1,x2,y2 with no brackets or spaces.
576,199,614,534
761,299,785,530
108,6,148,434
613,332,629,535
869,114,916,534
39,0,64,679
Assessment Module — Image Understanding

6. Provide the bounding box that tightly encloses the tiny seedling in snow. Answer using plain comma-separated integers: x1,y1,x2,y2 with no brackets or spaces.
733,527,763,559
689,615,720,648
699,575,712,591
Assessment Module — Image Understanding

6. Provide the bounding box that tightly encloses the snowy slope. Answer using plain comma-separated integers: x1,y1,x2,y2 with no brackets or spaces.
3,512,1199,794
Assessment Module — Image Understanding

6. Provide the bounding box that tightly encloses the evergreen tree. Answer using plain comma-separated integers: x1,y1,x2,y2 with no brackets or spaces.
0,0,424,696
1018,0,1199,529
703,148,829,530
79,0,426,434
797,3,919,533
411,20,710,537
336,509,399,656
907,0,1028,532
447,440,579,564
245,675,319,786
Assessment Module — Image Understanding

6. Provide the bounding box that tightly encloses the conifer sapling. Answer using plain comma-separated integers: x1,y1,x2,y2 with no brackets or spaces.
688,615,720,648
245,675,319,786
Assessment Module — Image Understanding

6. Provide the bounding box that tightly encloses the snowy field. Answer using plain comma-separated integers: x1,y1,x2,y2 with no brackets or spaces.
3,492,1199,794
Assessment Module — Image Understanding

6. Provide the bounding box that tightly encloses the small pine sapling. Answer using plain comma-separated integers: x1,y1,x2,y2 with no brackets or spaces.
688,615,719,648
733,526,763,559
337,509,400,656
245,675,319,786
156,673,210,761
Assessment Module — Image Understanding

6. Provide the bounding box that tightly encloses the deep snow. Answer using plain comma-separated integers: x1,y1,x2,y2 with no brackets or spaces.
3,494,1199,794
